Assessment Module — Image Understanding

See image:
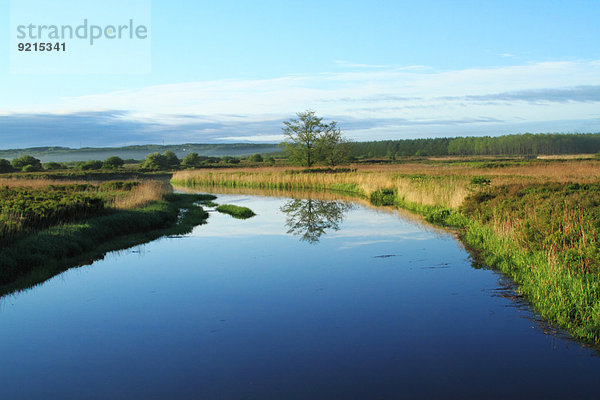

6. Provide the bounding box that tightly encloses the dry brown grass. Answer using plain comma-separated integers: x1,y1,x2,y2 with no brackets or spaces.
0,178,171,210
0,178,88,188
172,159,600,210
112,181,171,210
354,160,600,183
172,167,471,208
537,154,596,160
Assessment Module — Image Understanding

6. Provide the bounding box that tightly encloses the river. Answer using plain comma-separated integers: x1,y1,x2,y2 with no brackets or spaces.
1,190,599,399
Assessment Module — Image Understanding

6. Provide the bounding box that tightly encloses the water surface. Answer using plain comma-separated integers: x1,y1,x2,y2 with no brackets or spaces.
1,192,599,399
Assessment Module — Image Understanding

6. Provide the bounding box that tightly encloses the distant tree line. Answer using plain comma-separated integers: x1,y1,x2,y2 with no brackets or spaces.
351,133,600,158
0,152,276,174
2,132,599,174
141,151,273,170
0,143,281,161
0,155,128,172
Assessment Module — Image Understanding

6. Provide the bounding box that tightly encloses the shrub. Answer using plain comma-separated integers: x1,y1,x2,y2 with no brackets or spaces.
143,151,181,170
142,153,168,170
369,189,396,206
249,154,263,162
222,156,240,164
44,162,65,171
470,176,492,186
22,165,38,172
104,156,124,169
79,160,104,170
11,155,42,172
182,153,201,168
163,150,181,168
0,159,14,173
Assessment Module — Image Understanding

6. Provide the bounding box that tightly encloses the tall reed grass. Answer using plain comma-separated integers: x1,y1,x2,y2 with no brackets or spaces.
172,168,471,208
111,181,171,210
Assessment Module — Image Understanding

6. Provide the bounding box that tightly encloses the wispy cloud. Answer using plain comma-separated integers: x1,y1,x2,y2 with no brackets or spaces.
451,85,600,103
1,60,600,146
0,112,290,147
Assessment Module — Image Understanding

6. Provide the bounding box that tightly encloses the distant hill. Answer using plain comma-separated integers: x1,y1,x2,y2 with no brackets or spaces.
0,143,282,162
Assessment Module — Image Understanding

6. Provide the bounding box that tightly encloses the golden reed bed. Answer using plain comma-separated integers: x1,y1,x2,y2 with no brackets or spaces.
172,160,600,210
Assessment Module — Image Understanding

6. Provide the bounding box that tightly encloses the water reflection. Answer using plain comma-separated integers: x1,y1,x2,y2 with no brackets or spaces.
281,198,353,244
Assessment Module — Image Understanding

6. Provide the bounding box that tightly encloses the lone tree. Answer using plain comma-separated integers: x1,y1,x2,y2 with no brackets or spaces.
282,110,322,167
282,110,350,167
317,121,351,166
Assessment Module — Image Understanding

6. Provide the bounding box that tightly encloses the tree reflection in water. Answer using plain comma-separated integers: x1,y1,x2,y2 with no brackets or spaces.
280,198,354,244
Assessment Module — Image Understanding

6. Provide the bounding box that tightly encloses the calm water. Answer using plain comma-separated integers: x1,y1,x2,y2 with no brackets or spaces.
1,192,600,399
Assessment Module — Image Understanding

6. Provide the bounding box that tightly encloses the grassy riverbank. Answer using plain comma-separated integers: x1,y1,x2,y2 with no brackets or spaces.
0,178,213,296
216,204,256,219
0,179,169,243
172,161,600,345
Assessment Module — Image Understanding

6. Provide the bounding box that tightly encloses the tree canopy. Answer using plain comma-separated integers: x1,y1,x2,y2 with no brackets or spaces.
104,156,124,169
11,155,42,172
282,110,350,167
163,150,181,168
142,151,181,170
248,153,264,163
0,159,14,173
182,152,201,168
317,123,351,166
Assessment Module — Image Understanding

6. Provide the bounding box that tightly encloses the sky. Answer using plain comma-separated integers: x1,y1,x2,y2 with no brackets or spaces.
0,0,599,148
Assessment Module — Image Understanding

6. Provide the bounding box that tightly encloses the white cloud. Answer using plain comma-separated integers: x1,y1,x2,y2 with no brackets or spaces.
221,135,285,142
3,60,600,141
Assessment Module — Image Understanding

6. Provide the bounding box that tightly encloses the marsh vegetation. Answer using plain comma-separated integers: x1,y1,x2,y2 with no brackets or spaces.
173,157,600,345
0,178,211,295
215,204,256,219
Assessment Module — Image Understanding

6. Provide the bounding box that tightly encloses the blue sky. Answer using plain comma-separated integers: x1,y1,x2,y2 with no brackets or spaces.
1,0,599,148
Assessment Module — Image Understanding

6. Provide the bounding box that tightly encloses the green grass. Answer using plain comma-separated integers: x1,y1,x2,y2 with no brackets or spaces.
0,185,107,241
216,204,256,219
383,187,600,345
461,221,600,343
462,183,600,273
0,170,171,181
0,182,152,243
0,193,210,297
